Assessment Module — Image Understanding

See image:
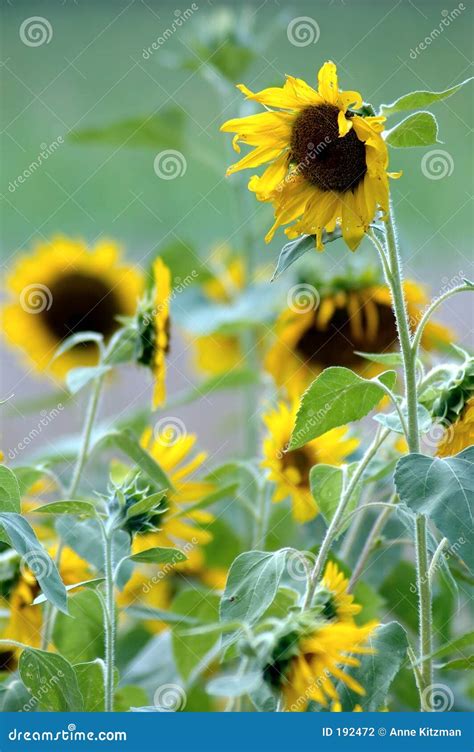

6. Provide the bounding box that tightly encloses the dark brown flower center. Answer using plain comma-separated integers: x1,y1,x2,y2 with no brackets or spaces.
42,272,123,344
296,301,398,370
290,104,367,193
282,446,313,487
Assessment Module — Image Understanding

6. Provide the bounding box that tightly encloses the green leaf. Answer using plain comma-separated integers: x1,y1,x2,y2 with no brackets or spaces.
114,684,149,712
66,365,111,395
53,331,103,360
220,550,287,624
310,463,361,534
337,622,409,711
206,669,262,697
271,230,342,281
380,561,419,633
385,111,440,148
171,590,220,680
440,656,474,671
430,631,474,660
0,679,34,712
19,649,83,712
394,447,474,572
33,500,98,517
74,659,105,711
289,367,396,448
171,483,238,519
125,605,199,625
53,590,105,664
354,351,404,366
69,108,185,150
373,403,432,434
125,491,167,519
0,513,67,614
380,79,473,116
0,466,21,513
128,547,187,565
99,430,172,490
33,578,105,606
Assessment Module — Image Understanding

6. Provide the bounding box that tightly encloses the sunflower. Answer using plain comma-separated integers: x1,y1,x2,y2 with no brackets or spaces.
262,401,358,523
221,61,401,251
319,561,361,622
433,360,474,457
132,427,215,555
3,237,143,378
437,398,474,456
192,251,245,377
135,257,171,408
264,618,377,711
265,278,452,398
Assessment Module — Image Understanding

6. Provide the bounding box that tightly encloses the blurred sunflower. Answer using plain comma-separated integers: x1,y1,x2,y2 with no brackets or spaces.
221,61,401,251
264,618,377,711
135,258,171,408
3,237,143,378
433,359,474,457
266,276,451,398
262,401,358,523
192,251,245,376
319,561,361,622
132,427,215,554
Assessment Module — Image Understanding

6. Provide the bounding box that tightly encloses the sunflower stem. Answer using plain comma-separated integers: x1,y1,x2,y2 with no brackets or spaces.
411,283,473,356
348,493,398,592
303,427,389,609
382,204,433,708
101,522,116,713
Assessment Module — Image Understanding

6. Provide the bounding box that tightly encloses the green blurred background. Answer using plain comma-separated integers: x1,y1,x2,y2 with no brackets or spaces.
1,0,473,455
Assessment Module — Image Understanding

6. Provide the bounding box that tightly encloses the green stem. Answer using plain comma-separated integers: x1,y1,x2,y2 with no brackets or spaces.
102,526,115,713
416,514,433,707
303,428,389,609
411,284,473,356
348,494,397,591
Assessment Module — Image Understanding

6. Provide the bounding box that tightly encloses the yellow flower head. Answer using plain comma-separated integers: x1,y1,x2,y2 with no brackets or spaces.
265,279,452,398
320,561,361,622
437,396,474,457
221,61,401,251
3,237,143,378
261,401,359,523
265,618,377,711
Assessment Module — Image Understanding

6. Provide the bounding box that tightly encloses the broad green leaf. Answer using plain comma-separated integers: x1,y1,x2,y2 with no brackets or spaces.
53,590,105,664
99,430,172,490
74,659,105,711
0,679,33,712
66,365,111,395
125,605,199,625
33,500,98,516
353,580,385,626
19,649,83,712
380,561,419,633
158,239,212,285
440,656,474,671
0,513,67,614
0,466,20,513
373,403,432,434
380,79,473,116
430,631,474,661
171,590,220,680
128,547,187,565
271,230,342,281
394,447,474,572
355,351,404,366
125,491,167,519
8,465,48,497
114,684,148,712
310,463,361,535
289,367,396,448
33,578,105,605
69,108,185,149
206,668,262,697
53,331,103,360
336,622,408,711
385,111,440,148
220,550,287,624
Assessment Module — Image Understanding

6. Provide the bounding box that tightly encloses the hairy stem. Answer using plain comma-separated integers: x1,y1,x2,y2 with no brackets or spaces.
348,495,397,591
411,284,473,356
102,527,115,713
